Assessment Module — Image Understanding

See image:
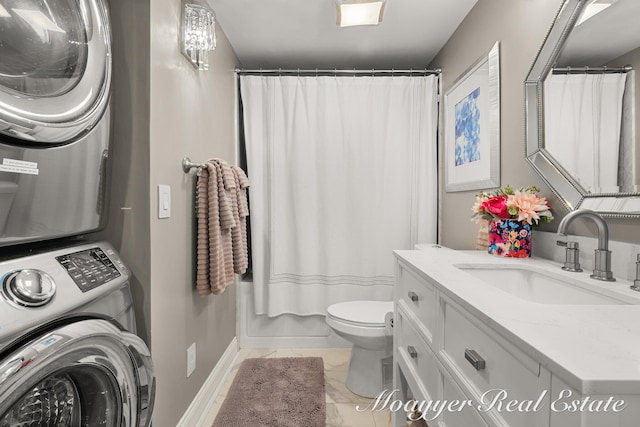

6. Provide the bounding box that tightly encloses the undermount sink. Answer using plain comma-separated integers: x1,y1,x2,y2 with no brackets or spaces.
455,264,629,305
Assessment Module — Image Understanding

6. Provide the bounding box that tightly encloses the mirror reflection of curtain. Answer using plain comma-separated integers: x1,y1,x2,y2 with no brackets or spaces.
241,75,438,317
544,73,627,193
619,70,637,193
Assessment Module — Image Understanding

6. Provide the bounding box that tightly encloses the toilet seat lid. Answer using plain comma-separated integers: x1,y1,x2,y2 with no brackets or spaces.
327,301,393,326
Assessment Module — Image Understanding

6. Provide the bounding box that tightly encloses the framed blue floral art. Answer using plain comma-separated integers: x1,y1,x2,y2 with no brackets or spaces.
445,42,501,192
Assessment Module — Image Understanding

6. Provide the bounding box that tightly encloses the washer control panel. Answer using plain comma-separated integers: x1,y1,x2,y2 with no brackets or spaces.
56,247,121,292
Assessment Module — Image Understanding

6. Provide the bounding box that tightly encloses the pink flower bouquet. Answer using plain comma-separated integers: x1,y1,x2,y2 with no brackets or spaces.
471,185,553,225
471,186,553,258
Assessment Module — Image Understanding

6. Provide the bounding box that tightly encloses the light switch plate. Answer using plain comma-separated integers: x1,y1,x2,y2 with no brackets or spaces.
158,185,171,219
187,342,196,377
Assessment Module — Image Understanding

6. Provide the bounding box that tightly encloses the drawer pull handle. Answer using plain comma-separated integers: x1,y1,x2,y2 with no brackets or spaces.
464,349,486,370
407,345,418,359
408,291,419,302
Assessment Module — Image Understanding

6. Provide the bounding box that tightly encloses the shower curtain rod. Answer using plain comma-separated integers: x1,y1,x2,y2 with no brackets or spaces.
552,65,632,74
235,67,441,76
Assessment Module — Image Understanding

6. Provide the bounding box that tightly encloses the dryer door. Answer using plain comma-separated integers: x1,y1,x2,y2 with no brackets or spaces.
0,319,154,427
0,0,111,144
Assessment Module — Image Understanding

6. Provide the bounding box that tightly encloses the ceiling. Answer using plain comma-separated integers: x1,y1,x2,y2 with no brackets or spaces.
207,0,478,70
557,0,640,66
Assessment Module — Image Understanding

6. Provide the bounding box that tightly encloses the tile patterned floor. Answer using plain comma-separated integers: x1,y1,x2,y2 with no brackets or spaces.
202,348,394,427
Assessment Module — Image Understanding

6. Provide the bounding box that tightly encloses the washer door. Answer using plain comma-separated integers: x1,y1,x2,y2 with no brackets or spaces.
0,0,111,144
0,319,154,427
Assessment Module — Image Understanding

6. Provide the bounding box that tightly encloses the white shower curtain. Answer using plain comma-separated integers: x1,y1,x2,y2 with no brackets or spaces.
240,75,438,317
544,73,627,193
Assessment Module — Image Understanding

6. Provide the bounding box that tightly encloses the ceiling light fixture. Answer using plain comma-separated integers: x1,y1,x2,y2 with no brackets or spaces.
336,0,386,28
576,0,617,26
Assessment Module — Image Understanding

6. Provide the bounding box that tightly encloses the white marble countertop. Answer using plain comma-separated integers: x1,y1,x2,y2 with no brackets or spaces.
394,246,640,395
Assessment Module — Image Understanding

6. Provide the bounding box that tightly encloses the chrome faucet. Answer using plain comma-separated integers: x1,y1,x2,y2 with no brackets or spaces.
556,209,615,282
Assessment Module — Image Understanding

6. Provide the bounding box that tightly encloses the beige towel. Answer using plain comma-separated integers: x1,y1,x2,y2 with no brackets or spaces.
195,167,209,295
211,159,235,289
195,161,231,296
231,166,250,273
195,159,250,296
196,165,218,296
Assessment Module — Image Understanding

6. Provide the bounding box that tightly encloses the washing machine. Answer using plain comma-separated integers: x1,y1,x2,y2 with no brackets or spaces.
0,240,155,426
0,2,155,425
0,0,112,246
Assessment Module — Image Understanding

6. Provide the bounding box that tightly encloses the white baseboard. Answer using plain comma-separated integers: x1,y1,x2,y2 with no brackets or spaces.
176,337,238,427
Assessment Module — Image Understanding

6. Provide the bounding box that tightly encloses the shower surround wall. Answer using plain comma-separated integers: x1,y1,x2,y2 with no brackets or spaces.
239,281,348,348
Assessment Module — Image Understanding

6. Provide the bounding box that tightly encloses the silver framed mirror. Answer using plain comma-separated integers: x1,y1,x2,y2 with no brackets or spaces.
525,0,640,218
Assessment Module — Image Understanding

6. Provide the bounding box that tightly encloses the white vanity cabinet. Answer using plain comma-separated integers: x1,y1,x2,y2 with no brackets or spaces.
392,249,640,427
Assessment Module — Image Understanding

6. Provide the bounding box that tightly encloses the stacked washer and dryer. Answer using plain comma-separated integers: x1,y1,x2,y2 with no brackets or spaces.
0,0,155,426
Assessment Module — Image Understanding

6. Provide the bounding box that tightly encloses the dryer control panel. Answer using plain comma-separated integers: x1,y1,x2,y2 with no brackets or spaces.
56,248,121,292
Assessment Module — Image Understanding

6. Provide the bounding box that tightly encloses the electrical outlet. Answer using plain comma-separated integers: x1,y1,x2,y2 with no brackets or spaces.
187,342,196,377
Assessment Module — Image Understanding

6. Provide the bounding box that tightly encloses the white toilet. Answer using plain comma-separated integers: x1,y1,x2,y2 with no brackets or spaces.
326,300,394,398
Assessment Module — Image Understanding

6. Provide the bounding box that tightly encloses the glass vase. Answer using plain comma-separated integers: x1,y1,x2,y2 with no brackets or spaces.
487,219,532,258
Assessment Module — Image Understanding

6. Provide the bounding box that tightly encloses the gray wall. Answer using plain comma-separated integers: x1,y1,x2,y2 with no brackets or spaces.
148,0,239,425
430,0,640,249
100,0,240,425
101,0,152,344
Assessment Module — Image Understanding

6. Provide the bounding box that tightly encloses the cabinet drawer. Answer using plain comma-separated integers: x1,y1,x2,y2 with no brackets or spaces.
440,297,540,427
396,309,439,400
397,262,437,345
440,369,489,427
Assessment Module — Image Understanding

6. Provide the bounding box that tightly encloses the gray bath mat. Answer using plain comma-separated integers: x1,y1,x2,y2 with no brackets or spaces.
212,357,326,427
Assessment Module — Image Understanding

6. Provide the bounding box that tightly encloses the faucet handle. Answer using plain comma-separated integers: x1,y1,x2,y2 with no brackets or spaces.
559,240,583,272
557,240,579,249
